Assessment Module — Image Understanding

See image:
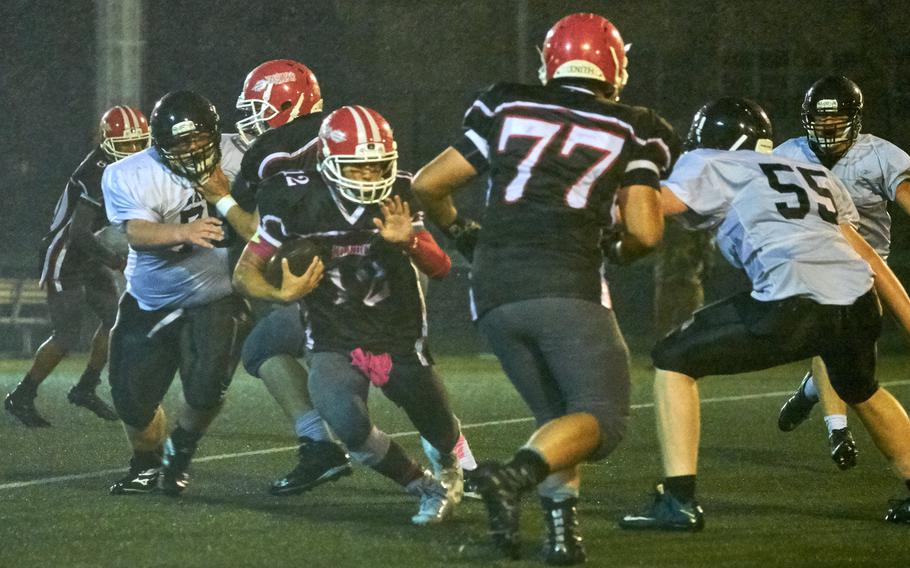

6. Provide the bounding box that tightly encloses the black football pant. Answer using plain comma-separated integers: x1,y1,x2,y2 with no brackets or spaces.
652,289,881,404
108,293,250,429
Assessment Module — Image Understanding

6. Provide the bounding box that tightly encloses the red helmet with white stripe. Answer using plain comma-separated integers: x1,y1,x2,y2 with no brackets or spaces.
317,106,398,205
539,13,628,99
236,59,323,146
99,105,150,160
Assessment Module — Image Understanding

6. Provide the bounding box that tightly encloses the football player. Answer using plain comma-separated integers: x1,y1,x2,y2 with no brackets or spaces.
4,106,149,427
103,91,250,496
619,97,910,530
412,13,677,564
233,106,466,525
213,60,477,496
773,76,910,469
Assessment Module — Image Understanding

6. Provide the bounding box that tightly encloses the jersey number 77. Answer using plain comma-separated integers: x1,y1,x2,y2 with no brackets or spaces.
497,116,625,209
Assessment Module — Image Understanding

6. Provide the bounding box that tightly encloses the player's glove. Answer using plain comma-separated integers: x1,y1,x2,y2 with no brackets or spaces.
600,226,629,266
442,217,481,263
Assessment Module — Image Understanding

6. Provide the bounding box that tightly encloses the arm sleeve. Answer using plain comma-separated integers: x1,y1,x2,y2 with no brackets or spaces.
828,174,861,226
662,151,728,230
254,180,293,248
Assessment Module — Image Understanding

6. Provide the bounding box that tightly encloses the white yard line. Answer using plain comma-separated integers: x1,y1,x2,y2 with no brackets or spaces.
2,379,909,492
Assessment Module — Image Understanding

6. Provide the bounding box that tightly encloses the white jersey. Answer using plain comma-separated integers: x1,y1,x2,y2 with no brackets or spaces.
101,135,244,311
773,134,910,259
665,149,873,305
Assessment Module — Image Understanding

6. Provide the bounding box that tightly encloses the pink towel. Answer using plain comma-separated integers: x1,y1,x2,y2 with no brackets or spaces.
350,348,393,387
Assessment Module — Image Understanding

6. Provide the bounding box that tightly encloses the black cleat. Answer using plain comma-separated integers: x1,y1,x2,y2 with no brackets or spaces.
476,461,528,560
778,372,817,432
885,497,910,524
4,390,51,428
269,438,352,496
110,467,160,495
541,497,586,566
829,427,858,470
161,438,193,497
463,468,483,500
619,483,705,532
67,386,118,421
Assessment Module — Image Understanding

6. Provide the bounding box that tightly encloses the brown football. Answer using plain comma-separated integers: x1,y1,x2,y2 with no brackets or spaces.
264,238,323,288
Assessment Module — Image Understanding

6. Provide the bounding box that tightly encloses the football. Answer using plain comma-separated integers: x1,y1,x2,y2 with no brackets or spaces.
264,237,324,287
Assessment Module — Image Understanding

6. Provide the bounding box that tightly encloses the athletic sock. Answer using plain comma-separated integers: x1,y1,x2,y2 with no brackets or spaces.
802,373,819,401
131,450,163,471
824,415,848,434
11,374,39,398
294,410,331,442
170,426,203,454
665,475,697,503
75,368,102,390
506,447,551,487
370,440,423,486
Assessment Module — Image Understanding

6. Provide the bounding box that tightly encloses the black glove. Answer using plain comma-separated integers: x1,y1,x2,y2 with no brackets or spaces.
442,217,481,263
600,226,628,266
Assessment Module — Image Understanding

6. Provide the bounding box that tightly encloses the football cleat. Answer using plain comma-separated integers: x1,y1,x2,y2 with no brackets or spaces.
407,469,454,526
885,497,910,524
420,437,464,506
475,461,533,559
110,467,160,495
161,437,193,497
777,372,817,432
829,427,858,470
4,390,51,428
463,468,483,500
541,497,587,566
269,438,352,496
619,483,705,532
67,386,118,421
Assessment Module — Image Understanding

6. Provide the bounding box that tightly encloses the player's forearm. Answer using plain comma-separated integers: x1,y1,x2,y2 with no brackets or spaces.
232,248,286,303
413,147,477,228
615,185,664,262
221,203,259,241
401,230,451,279
126,219,186,250
842,224,910,335
895,180,910,219
69,203,123,268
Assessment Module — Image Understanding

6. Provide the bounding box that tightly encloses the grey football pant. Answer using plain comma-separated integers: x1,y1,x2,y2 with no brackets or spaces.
478,297,631,460
306,350,459,454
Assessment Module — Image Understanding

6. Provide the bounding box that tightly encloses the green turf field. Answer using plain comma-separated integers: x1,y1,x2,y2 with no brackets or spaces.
1,354,909,567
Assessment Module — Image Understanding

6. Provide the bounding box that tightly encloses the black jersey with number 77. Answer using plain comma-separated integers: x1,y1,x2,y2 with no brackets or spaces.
451,82,680,318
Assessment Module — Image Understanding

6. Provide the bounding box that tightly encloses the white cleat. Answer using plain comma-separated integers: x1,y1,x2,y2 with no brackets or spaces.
407,469,454,526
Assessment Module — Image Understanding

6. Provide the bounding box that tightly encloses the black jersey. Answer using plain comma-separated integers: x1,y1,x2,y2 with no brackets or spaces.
256,170,428,356
40,146,115,289
451,82,680,318
239,112,323,189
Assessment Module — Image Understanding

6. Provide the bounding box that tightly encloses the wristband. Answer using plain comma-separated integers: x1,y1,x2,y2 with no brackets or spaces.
215,195,238,217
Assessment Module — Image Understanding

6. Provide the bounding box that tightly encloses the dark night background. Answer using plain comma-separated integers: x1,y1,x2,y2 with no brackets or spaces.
2,0,909,349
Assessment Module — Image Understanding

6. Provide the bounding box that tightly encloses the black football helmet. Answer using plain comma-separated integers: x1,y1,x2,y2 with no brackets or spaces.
150,90,221,183
684,97,773,153
801,75,863,161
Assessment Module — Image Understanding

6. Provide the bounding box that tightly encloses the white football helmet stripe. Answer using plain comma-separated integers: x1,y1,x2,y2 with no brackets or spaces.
347,106,367,145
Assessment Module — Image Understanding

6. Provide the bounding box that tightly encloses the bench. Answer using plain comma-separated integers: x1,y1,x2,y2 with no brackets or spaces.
0,278,49,355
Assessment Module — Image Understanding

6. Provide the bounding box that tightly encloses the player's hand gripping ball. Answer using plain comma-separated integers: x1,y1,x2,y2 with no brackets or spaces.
264,238,324,287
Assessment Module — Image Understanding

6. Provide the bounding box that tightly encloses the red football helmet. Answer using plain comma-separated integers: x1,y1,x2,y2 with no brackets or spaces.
99,105,150,160
236,59,323,145
539,13,629,99
317,106,398,205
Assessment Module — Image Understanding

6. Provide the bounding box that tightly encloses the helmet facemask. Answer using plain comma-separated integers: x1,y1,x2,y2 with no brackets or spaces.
157,132,221,184
319,144,398,205
101,131,150,161
802,111,860,160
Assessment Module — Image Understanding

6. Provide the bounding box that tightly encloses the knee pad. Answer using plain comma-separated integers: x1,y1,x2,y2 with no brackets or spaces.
349,426,391,466
110,386,157,430
830,375,880,405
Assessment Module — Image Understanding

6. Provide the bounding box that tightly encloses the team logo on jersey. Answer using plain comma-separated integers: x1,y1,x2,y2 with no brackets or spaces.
172,120,196,136
815,99,839,112
252,72,297,92
332,243,370,258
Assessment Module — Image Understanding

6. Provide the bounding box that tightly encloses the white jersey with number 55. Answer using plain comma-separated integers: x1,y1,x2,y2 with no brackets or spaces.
664,149,873,305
